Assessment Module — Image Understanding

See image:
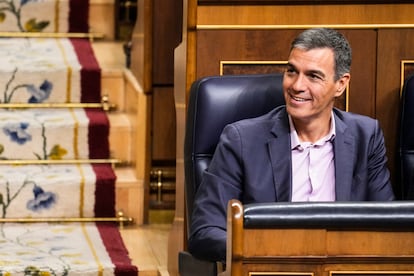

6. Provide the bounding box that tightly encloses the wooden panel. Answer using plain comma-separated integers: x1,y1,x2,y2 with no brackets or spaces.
227,201,414,276
130,0,153,93
196,29,375,115
196,29,296,78
376,29,414,196
244,229,326,256
326,231,414,255
167,0,192,273
153,0,183,85
124,70,152,223
197,4,414,25
152,87,177,161
341,29,377,117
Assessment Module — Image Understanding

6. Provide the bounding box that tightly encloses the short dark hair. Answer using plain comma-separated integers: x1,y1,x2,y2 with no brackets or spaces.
291,28,352,81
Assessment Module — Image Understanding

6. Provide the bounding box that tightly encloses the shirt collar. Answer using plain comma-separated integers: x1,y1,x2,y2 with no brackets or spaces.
289,111,336,150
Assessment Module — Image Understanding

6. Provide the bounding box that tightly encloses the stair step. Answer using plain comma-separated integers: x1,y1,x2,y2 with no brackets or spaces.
93,41,127,111
0,108,109,160
89,0,116,40
93,41,142,222
0,38,101,104
109,112,132,163
0,222,137,274
115,167,144,224
0,163,116,218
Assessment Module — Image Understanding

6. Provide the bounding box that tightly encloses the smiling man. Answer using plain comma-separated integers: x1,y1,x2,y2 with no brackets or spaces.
188,28,395,263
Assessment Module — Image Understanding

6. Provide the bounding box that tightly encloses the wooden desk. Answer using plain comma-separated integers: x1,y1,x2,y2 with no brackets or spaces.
226,200,414,276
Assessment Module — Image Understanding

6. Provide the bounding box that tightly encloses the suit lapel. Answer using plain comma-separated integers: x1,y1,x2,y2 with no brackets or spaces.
268,110,292,202
333,112,355,201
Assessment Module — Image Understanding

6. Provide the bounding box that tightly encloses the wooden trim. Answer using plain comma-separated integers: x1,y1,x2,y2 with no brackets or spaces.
197,24,414,30
130,0,153,94
401,60,414,97
198,0,413,4
228,199,244,276
249,273,314,276
196,5,414,26
329,271,414,276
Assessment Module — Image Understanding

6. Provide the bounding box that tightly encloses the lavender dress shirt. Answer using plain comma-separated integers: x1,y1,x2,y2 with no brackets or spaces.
289,114,336,201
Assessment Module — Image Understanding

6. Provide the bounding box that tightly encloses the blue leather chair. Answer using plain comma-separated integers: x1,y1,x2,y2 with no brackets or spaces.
179,73,285,275
400,74,414,199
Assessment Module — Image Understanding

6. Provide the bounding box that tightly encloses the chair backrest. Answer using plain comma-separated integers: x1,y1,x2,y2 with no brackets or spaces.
400,74,414,199
184,73,285,233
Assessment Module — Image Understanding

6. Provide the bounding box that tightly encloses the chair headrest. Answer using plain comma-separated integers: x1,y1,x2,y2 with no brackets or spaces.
186,73,285,156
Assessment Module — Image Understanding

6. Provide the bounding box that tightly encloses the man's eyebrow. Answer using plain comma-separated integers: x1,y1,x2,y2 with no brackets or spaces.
307,69,326,78
286,63,326,79
285,62,296,70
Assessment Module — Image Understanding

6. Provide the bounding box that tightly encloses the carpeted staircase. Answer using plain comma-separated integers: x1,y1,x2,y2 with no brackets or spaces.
0,0,138,274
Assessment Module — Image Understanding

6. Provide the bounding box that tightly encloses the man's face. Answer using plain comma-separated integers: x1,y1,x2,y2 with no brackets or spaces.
283,47,349,125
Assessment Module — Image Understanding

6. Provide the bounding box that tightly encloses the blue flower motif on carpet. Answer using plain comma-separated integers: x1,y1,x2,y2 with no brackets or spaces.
3,68,53,103
3,122,31,144
26,184,57,212
27,80,53,103
0,177,57,218
20,0,34,5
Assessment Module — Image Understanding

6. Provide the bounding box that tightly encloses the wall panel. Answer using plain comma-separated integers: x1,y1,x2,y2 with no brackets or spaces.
153,0,183,85
377,29,414,196
152,87,176,161
196,29,376,116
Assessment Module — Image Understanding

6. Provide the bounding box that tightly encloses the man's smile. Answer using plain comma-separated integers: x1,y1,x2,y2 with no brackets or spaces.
289,94,311,102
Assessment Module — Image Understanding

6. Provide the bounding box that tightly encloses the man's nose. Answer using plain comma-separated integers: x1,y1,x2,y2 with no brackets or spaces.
292,74,307,92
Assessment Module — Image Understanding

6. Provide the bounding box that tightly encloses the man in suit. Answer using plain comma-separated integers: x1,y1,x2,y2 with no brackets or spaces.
188,28,395,263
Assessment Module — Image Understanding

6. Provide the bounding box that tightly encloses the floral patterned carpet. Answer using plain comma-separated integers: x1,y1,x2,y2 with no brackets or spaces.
0,0,89,33
0,223,134,275
0,1,138,275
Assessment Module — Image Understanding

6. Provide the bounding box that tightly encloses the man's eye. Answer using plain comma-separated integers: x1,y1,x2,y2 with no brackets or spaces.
310,74,323,80
285,68,296,74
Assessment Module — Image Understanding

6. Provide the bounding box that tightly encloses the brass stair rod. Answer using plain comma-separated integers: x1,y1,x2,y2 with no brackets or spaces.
0,101,116,111
0,103,102,107
0,32,104,39
0,216,133,224
0,159,123,165
0,214,134,228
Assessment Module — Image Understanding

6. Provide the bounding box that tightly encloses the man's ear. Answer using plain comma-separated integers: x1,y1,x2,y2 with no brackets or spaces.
335,73,350,97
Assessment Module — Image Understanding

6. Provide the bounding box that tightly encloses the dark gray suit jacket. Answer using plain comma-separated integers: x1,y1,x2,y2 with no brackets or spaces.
188,106,395,262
